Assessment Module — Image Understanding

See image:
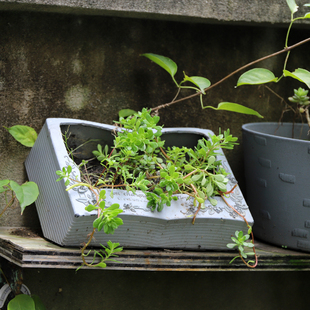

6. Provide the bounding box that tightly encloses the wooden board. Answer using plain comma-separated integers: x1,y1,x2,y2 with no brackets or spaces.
0,228,309,271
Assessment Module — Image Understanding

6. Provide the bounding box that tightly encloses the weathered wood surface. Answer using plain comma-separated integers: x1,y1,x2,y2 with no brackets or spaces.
0,228,309,271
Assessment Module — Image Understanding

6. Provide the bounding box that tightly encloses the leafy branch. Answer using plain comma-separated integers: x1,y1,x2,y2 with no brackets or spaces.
141,1,310,119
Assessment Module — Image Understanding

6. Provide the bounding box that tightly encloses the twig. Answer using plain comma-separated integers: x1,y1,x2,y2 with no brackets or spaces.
151,37,310,112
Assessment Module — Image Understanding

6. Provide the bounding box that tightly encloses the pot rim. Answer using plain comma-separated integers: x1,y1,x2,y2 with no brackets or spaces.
242,122,310,142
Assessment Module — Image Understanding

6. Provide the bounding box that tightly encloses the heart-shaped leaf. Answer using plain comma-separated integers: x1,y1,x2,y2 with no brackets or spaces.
8,294,35,310
286,0,298,14
141,53,177,78
206,102,263,118
10,181,39,214
4,125,37,147
183,75,211,94
237,68,278,86
284,68,310,88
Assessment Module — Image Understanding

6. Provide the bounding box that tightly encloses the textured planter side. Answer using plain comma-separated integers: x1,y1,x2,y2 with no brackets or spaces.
242,122,310,252
25,118,253,249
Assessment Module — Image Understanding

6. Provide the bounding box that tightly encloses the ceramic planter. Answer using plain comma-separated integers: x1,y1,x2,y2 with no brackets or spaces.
242,122,310,252
25,118,253,249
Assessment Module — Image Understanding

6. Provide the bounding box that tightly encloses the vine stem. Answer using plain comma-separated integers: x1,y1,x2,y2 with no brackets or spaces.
151,36,310,112
0,193,16,218
192,202,201,225
80,228,97,267
220,193,258,268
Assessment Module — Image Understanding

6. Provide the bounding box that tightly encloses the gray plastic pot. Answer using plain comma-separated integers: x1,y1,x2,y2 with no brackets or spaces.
25,118,253,249
242,122,310,252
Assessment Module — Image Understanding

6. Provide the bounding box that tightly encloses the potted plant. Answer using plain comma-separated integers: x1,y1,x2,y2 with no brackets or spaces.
239,2,310,252
6,0,308,269
22,0,310,267
25,108,256,268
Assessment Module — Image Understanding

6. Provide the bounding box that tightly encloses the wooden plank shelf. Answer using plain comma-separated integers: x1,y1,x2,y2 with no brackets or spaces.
0,228,309,271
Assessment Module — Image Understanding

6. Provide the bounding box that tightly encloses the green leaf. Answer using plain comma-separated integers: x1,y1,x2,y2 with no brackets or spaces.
8,294,35,310
96,262,107,268
227,243,237,249
213,175,225,182
85,204,98,212
207,102,263,118
243,242,255,248
93,217,102,229
286,0,298,14
141,53,177,78
192,173,202,182
4,125,37,147
119,109,137,118
195,196,203,203
32,295,46,310
215,181,227,192
237,68,278,86
284,68,310,88
99,190,106,201
10,181,39,214
19,182,39,214
208,156,215,166
0,179,10,192
183,75,211,94
209,198,218,206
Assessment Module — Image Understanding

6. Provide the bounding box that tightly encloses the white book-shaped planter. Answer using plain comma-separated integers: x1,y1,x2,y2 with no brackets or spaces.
25,118,253,249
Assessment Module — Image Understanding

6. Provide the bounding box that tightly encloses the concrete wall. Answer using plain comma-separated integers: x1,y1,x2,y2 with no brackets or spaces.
0,2,310,309
1,0,310,25
1,3,310,227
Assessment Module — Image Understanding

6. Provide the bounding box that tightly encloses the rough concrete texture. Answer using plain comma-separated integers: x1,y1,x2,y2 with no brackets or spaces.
1,0,310,27
1,9,310,226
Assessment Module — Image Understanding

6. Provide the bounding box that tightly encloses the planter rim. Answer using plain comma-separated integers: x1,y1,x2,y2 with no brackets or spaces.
46,117,213,135
242,122,310,143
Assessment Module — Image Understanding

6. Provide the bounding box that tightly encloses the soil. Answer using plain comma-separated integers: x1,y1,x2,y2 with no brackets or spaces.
10,227,43,238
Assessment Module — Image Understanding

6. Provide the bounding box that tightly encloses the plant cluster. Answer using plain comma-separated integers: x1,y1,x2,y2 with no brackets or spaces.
57,108,257,268
92,108,238,212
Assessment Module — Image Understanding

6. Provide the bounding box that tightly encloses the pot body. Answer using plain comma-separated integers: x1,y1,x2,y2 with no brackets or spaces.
242,122,310,252
25,118,253,249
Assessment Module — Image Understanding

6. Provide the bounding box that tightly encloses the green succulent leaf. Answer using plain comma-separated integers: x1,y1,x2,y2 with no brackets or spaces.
4,125,37,147
283,68,310,88
227,243,237,249
119,109,137,118
209,198,218,206
237,68,278,86
141,53,177,78
85,204,98,212
243,242,255,248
